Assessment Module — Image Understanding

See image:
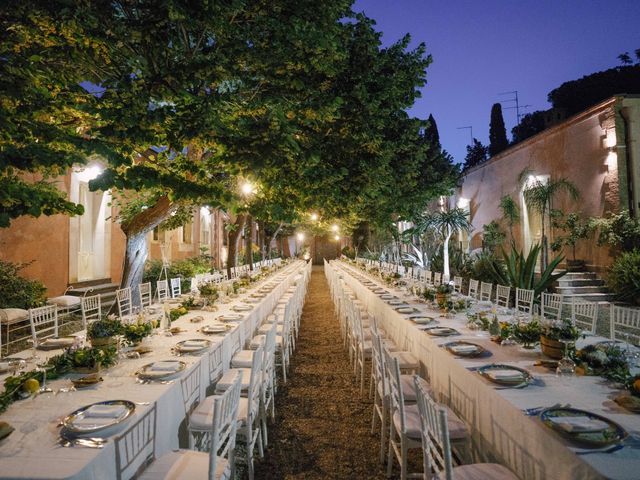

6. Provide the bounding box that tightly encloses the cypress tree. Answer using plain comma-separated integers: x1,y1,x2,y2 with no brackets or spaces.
425,114,441,149
489,103,509,157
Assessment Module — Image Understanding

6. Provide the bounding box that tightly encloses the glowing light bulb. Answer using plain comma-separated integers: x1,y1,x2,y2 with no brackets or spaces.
334,235,340,241
331,224,339,232
241,182,253,195
310,213,318,221
296,233,305,241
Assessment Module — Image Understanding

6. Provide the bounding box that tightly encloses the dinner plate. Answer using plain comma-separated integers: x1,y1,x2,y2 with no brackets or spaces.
540,407,627,447
219,314,244,322
232,304,253,312
175,338,212,354
395,307,417,314
243,298,261,304
137,360,187,379
61,400,135,436
200,324,228,334
477,364,532,387
387,299,405,306
250,293,267,299
38,336,76,350
380,294,395,300
443,341,487,358
425,327,460,337
409,315,435,325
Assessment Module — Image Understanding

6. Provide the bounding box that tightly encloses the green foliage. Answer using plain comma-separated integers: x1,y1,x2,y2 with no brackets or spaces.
548,64,640,117
341,245,356,259
607,249,640,306
122,322,154,345
499,195,520,241
144,255,212,292
592,210,640,252
462,138,489,171
429,244,472,277
550,211,594,260
87,318,123,339
489,103,509,157
482,220,506,253
0,260,47,309
512,319,542,347
511,110,547,144
470,252,505,284
490,244,567,301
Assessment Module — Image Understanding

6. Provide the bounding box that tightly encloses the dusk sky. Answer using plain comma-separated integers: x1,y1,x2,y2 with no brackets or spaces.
352,0,640,163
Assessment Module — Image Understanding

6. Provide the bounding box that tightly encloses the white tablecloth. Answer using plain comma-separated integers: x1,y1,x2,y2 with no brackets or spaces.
0,261,305,480
331,261,640,480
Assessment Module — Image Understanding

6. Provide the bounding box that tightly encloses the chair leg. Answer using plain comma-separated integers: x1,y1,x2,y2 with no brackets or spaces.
379,401,387,464
400,435,408,480
386,423,395,477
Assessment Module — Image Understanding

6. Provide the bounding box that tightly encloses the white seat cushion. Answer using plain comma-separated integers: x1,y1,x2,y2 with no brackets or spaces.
215,368,251,393
0,308,28,325
441,463,520,480
394,404,468,441
191,396,250,432
48,295,81,307
139,449,229,480
231,350,255,368
258,324,283,335
390,351,419,370
250,335,283,350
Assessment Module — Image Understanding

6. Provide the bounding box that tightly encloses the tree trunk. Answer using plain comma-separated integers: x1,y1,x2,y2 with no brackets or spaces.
443,227,452,279
266,223,283,258
282,234,291,257
112,195,174,314
246,215,254,271
226,214,246,278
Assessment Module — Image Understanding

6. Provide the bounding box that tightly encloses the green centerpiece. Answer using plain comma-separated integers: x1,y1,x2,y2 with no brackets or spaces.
87,318,123,348
512,318,542,349
540,318,581,359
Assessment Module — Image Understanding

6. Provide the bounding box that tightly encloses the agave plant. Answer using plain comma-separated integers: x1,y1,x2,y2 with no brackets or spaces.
490,243,567,301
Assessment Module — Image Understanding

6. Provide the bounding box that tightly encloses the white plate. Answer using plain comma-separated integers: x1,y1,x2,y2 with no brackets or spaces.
201,324,227,334
137,360,186,379
233,305,253,312
175,339,212,353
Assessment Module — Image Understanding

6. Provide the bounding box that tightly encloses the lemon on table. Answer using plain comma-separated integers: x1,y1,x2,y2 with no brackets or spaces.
22,378,40,394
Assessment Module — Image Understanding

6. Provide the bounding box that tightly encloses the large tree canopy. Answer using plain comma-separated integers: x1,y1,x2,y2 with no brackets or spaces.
1,1,457,288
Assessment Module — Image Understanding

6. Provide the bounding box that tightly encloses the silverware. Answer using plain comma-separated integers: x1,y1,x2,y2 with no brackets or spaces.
59,436,107,449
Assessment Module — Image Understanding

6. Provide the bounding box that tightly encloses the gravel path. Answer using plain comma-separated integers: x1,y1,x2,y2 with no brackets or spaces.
254,266,387,479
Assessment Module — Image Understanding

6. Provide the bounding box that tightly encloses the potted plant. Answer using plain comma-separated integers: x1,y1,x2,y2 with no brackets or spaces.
66,345,118,374
198,281,219,305
540,318,581,359
512,319,542,349
87,317,123,348
435,283,452,304
550,212,593,272
122,321,153,346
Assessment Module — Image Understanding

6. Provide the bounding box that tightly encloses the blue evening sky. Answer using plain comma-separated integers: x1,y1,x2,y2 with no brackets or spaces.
352,0,640,163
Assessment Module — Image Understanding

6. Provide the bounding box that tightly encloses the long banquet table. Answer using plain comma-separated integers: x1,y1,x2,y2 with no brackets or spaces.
330,260,640,480
0,260,306,480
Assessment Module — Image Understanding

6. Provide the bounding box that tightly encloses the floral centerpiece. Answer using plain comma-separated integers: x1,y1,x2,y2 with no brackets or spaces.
573,344,629,381
122,321,153,346
512,318,542,349
540,318,581,359
435,283,453,309
198,281,219,304
87,317,123,348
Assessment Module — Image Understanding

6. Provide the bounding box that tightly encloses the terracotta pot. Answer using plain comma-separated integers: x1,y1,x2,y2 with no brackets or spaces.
540,335,570,359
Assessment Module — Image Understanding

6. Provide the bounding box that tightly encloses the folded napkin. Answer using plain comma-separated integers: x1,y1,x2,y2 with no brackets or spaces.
149,361,182,372
411,317,433,324
182,340,207,348
451,345,478,353
84,404,127,419
549,416,609,433
43,337,74,346
487,369,523,381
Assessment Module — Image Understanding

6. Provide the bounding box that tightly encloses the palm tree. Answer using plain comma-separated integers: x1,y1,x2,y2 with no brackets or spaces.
499,194,519,244
428,208,472,279
519,169,579,271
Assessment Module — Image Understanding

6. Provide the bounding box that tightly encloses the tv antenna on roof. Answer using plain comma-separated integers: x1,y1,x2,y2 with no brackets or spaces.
499,90,531,124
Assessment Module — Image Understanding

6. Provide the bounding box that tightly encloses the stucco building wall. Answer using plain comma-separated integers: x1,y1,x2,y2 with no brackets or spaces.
454,96,640,274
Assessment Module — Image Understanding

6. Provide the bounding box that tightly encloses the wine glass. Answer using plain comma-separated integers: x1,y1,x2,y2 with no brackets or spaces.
556,343,576,381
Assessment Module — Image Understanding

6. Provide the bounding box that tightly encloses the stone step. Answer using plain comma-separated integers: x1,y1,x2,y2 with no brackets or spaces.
67,283,119,296
556,285,608,295
556,278,605,287
561,292,617,303
560,272,598,280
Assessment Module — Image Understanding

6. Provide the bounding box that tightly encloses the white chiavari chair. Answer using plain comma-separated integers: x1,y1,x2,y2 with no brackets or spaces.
515,288,534,315
413,376,518,480
170,277,182,298
156,280,169,302
139,282,153,309
467,279,479,300
453,276,463,294
541,292,564,321
28,305,58,348
80,294,101,330
115,403,157,480
610,304,640,345
495,284,511,309
479,282,493,302
571,297,599,336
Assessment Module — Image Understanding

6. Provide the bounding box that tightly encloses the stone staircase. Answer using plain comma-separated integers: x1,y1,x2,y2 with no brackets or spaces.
553,272,616,303
67,278,119,311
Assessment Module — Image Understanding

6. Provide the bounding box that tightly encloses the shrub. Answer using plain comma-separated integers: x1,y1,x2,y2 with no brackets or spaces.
608,249,640,305
592,210,640,252
143,254,213,292
470,252,505,284
0,260,47,309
